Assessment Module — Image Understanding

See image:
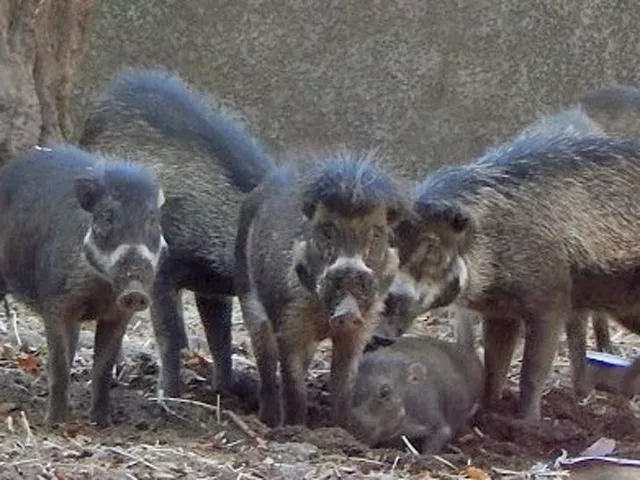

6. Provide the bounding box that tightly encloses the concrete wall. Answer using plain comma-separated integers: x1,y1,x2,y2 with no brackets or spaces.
72,0,640,178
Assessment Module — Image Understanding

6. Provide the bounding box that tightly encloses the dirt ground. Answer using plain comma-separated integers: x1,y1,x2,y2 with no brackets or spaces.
1,293,640,480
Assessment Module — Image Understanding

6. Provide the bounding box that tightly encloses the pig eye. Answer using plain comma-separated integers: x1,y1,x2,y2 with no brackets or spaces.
94,208,116,237
370,226,386,243
378,384,392,400
147,212,161,231
317,223,338,244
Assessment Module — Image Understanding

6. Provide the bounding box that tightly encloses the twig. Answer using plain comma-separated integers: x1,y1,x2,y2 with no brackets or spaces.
147,396,268,448
19,411,35,447
401,435,420,456
224,409,268,449
105,446,164,472
216,394,221,424
6,415,15,433
390,456,400,475
10,308,21,348
432,454,457,470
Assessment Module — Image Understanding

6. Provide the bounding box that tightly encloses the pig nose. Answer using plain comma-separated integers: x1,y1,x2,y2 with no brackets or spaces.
329,294,363,329
118,290,150,312
117,281,151,312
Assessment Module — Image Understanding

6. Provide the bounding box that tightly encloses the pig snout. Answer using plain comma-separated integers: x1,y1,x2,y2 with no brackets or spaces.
330,294,363,328
320,257,376,329
111,248,156,313
116,280,151,312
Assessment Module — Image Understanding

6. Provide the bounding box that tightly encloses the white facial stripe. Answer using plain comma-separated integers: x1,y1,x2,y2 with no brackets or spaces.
455,256,469,292
83,229,166,272
419,282,444,312
157,189,166,208
316,254,374,295
328,254,374,275
160,234,168,252
383,247,400,276
134,243,164,270
416,257,467,311
317,254,374,294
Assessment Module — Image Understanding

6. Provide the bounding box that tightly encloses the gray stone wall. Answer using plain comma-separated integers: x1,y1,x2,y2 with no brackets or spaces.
72,0,640,178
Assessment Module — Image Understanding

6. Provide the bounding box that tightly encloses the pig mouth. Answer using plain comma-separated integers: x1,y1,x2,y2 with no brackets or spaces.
422,276,461,311
328,294,365,330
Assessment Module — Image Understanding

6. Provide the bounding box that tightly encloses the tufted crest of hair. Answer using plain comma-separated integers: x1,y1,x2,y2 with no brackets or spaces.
80,68,275,193
300,151,407,220
101,159,160,205
414,131,640,230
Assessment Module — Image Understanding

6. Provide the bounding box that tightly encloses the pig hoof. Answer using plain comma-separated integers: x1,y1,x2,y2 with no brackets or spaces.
516,406,541,423
90,410,112,428
44,407,69,428
259,406,282,428
158,379,181,399
212,374,235,395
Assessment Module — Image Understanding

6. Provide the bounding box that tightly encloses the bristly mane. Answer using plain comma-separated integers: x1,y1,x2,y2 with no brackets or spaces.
80,68,275,193
301,151,407,218
416,133,640,206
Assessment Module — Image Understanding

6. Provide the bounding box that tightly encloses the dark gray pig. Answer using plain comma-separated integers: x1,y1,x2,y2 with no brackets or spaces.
234,153,407,428
0,144,166,426
349,306,483,454
79,69,275,397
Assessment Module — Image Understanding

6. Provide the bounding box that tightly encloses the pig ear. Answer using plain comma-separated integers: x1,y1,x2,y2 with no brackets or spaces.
75,175,106,213
406,362,426,384
417,202,470,234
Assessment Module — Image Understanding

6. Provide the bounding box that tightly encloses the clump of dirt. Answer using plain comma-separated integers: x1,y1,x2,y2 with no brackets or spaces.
1,294,640,479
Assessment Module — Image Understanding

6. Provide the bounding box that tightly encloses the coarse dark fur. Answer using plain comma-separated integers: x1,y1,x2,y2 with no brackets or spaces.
79,68,276,397
235,152,407,428
392,125,640,422
0,143,164,426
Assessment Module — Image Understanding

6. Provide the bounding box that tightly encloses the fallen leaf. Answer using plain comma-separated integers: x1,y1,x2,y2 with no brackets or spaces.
184,351,211,369
65,423,82,438
461,466,492,480
17,352,41,374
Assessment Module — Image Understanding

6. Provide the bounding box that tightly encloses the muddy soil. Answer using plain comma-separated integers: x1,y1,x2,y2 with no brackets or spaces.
1,293,639,479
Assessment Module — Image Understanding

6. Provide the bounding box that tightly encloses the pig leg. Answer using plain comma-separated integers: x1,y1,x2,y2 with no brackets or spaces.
239,291,282,427
329,330,370,428
482,316,520,409
90,314,130,427
592,312,614,353
278,333,316,426
150,268,186,397
518,308,565,421
43,313,80,426
196,293,233,393
621,357,640,397
565,311,591,398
